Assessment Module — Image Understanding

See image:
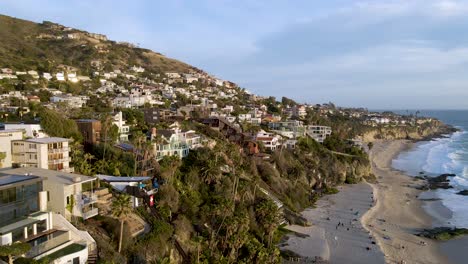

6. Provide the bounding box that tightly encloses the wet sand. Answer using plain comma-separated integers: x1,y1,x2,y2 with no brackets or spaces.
363,140,450,264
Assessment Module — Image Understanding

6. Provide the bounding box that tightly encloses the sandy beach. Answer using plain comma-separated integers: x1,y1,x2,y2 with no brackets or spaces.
280,182,385,263
363,140,450,264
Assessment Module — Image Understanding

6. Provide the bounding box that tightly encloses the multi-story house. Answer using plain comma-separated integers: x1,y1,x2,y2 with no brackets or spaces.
50,94,88,108
0,130,24,168
0,171,96,263
306,125,332,143
268,120,306,139
11,137,73,172
150,125,201,160
1,167,99,221
255,130,282,152
76,119,102,146
112,111,130,142
1,123,48,138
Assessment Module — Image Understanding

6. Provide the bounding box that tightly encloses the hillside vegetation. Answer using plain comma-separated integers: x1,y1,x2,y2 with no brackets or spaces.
0,14,194,74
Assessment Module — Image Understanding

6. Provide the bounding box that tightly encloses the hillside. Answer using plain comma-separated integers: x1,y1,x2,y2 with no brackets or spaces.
0,14,194,75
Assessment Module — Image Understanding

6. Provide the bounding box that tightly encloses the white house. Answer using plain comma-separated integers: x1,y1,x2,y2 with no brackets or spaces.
67,72,78,83
11,137,73,172
56,72,65,81
3,123,48,138
112,111,130,142
131,65,145,73
255,130,282,151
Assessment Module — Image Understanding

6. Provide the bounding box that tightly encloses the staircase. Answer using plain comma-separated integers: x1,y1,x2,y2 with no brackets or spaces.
258,186,288,225
87,251,98,264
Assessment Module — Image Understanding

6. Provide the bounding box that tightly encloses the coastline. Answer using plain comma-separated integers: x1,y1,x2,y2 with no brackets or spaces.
280,138,466,264
280,182,385,264
363,140,449,264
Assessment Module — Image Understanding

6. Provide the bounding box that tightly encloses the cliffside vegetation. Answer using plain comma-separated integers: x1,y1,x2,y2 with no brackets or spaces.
0,14,194,75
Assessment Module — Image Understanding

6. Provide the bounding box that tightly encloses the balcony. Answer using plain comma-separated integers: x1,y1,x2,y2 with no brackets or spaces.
25,230,71,258
48,147,69,153
48,158,66,163
81,192,98,205
82,208,98,220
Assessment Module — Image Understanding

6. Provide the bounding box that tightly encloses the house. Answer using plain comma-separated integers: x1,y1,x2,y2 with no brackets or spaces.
165,72,181,79
27,95,41,103
27,70,39,79
268,120,306,139
0,172,96,263
112,111,130,142
67,72,78,83
76,119,101,146
306,125,332,143
56,72,65,81
131,65,145,73
149,125,200,160
183,74,198,83
1,167,99,220
11,137,73,172
50,94,88,108
96,175,157,208
2,123,48,138
143,108,178,123
0,129,23,168
255,130,282,152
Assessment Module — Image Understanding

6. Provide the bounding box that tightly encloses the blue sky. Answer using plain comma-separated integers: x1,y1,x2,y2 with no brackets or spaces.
2,0,468,109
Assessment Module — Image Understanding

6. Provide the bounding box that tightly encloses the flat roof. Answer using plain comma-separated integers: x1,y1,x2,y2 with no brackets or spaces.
23,137,70,144
0,174,40,187
0,129,24,133
0,167,95,186
97,175,150,183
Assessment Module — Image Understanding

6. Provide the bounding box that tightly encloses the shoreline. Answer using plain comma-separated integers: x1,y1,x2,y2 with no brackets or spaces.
363,140,449,264
280,183,385,263
280,138,465,264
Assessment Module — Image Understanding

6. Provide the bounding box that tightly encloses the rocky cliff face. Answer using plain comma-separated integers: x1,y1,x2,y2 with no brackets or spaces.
361,121,455,142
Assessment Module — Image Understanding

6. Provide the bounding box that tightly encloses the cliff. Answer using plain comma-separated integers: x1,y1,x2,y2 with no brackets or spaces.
361,120,456,142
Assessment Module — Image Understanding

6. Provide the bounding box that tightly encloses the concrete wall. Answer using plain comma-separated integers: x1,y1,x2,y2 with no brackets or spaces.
0,131,23,168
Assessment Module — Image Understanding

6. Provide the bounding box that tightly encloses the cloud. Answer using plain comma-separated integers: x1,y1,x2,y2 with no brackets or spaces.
217,0,468,109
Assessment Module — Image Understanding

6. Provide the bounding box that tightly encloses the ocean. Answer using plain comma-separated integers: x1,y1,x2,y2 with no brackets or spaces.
391,110,468,228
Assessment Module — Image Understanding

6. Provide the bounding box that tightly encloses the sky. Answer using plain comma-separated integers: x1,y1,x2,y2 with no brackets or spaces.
1,0,468,109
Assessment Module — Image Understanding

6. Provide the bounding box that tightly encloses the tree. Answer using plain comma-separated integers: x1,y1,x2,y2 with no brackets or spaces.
0,152,6,168
130,131,148,176
0,242,31,264
255,199,280,246
111,194,132,253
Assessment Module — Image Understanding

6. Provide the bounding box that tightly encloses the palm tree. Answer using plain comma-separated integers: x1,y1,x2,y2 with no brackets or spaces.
131,131,148,176
111,194,132,253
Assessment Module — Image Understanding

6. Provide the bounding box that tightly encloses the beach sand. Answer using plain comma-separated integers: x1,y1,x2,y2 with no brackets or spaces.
362,140,450,264
280,182,385,263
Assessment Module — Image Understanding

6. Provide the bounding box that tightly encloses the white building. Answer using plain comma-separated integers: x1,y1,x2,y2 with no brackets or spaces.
0,129,23,168
131,65,145,73
67,72,78,83
150,125,201,160
3,123,48,138
0,172,96,264
11,137,73,172
56,72,65,81
42,72,53,81
112,111,130,142
50,95,88,108
255,130,282,151
306,125,332,143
